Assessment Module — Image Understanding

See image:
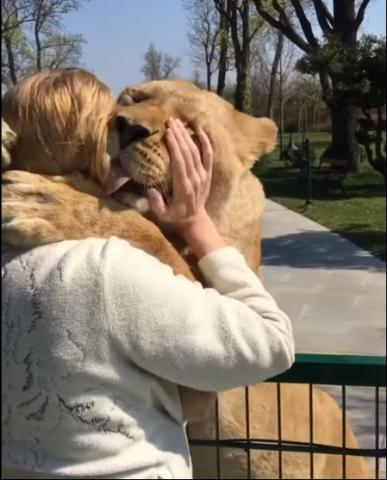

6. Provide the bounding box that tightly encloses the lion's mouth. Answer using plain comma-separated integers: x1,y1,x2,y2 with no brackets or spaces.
103,164,132,195
103,163,170,210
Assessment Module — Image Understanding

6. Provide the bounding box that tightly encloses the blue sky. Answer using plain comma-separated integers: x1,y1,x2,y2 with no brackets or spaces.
63,0,386,95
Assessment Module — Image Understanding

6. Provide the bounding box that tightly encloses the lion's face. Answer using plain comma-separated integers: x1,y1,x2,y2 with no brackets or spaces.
106,80,278,201
110,103,170,189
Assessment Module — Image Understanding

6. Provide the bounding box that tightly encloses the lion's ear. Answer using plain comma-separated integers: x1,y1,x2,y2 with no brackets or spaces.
117,86,152,106
117,89,135,106
235,112,278,164
254,117,278,156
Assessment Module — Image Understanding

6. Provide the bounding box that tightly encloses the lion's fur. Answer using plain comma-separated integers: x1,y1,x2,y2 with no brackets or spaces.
1,73,372,479
2,119,17,170
114,80,276,270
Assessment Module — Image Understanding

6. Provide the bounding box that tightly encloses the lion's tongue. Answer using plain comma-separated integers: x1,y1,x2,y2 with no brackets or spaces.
104,165,131,195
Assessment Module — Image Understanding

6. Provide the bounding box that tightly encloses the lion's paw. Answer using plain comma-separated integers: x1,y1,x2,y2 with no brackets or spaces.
2,218,64,249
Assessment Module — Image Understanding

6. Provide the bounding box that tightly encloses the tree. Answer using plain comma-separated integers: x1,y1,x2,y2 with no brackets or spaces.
286,73,328,131
250,29,298,119
266,30,284,118
1,0,86,87
141,43,180,81
191,69,205,88
162,53,181,79
215,0,232,95
351,35,386,183
184,0,233,94
252,0,313,119
185,0,220,91
253,0,374,172
141,43,162,81
214,0,264,113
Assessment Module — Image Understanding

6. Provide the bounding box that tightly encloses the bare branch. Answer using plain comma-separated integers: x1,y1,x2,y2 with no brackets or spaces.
213,0,230,20
1,0,34,34
253,0,312,53
229,1,241,57
311,0,334,35
290,0,319,48
353,0,372,31
272,0,291,25
249,23,262,43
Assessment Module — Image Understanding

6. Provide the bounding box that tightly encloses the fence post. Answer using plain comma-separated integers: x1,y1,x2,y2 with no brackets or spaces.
305,139,312,205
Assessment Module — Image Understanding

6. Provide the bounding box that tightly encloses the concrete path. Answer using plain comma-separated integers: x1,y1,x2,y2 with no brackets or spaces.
261,200,386,477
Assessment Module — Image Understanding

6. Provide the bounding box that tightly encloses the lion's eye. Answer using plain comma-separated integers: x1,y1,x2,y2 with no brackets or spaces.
116,116,153,148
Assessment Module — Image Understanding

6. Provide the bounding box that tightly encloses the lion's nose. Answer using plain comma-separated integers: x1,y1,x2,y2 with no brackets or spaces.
116,115,153,149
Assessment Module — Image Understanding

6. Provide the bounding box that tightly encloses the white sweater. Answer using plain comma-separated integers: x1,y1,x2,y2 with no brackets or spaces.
2,237,294,479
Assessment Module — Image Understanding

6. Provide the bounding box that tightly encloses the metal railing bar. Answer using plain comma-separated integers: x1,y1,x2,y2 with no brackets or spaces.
309,383,314,480
216,396,221,479
277,383,283,479
342,385,347,480
376,386,380,480
245,386,251,479
188,438,387,457
269,354,386,387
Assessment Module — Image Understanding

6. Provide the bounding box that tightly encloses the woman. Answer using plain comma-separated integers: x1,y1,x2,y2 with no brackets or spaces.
2,69,294,479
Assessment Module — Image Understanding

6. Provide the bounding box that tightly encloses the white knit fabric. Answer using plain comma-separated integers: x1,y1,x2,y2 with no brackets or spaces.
2,237,294,479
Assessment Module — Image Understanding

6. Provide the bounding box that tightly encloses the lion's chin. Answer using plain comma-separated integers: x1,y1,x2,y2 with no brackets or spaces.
104,157,171,214
113,189,150,214
108,172,171,215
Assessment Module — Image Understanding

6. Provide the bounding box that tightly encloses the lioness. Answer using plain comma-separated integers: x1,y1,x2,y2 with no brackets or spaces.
2,76,372,479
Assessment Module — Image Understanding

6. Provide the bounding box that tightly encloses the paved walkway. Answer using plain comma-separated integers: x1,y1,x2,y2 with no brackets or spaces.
261,200,386,476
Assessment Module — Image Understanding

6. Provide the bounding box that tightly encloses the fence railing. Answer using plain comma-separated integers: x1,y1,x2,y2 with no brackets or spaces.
189,353,386,480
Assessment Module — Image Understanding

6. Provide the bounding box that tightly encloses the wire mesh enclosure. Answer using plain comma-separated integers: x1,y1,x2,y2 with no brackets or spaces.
188,354,386,480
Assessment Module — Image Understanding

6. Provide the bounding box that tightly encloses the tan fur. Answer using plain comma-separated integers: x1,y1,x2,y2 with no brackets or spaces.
190,384,373,479
2,119,17,170
2,76,372,479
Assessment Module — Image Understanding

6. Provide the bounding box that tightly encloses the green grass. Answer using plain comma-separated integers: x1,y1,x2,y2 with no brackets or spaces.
254,132,386,261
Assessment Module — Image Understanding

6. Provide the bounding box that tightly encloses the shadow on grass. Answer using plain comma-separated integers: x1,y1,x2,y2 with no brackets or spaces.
335,225,386,261
254,164,386,201
262,229,386,270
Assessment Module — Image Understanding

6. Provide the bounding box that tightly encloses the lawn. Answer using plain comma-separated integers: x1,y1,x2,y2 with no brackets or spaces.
254,132,386,261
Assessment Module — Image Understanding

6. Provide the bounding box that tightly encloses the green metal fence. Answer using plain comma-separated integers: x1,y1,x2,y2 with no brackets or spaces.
189,353,386,480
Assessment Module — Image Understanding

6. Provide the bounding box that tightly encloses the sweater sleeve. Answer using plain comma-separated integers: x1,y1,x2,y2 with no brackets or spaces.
101,237,295,391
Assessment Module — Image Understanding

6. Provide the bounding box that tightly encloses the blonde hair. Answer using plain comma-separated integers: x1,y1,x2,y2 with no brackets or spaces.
3,68,115,183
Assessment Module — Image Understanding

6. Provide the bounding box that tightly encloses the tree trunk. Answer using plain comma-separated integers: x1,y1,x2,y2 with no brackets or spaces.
217,44,228,96
4,35,18,85
266,32,284,118
206,65,212,91
278,51,284,157
235,66,251,113
319,1,360,171
326,104,360,172
216,0,230,96
333,0,357,44
34,22,42,71
375,106,383,159
232,0,251,113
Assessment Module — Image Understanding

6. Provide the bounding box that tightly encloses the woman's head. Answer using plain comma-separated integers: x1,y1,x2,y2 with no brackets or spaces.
2,68,116,183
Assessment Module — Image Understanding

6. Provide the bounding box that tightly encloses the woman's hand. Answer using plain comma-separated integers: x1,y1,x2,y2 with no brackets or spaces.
147,118,213,233
147,118,226,260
